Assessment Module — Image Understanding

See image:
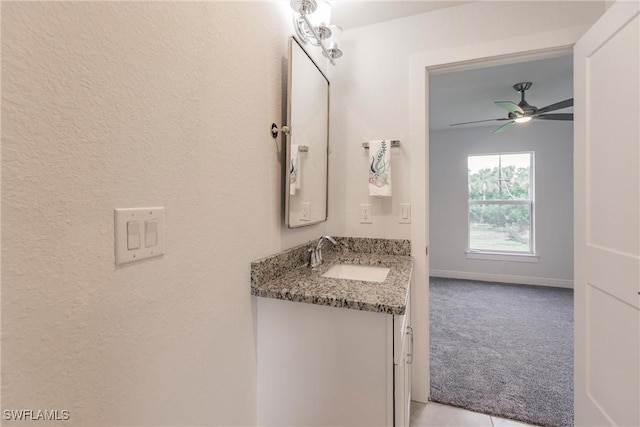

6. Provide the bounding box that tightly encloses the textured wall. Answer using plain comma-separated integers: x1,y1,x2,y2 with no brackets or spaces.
430,124,574,287
1,2,331,425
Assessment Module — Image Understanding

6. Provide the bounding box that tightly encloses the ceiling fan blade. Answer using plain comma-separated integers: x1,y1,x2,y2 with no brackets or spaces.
534,113,573,121
535,98,573,114
492,121,515,134
495,101,524,115
450,118,510,126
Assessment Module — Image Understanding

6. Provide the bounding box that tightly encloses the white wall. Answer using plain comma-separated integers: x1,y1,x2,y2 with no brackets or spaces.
1,2,333,426
330,1,605,239
429,124,574,287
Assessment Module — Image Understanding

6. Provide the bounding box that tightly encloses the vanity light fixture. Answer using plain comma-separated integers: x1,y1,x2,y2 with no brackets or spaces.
290,0,343,65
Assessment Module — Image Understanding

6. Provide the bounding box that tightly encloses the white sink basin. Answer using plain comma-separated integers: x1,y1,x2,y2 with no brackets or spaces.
321,264,391,283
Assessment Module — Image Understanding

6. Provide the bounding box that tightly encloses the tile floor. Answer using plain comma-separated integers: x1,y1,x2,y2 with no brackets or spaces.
410,401,540,427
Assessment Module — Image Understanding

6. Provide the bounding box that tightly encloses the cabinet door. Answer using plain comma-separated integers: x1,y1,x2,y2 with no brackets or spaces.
394,349,407,427
394,289,412,427
394,327,414,427
258,297,391,426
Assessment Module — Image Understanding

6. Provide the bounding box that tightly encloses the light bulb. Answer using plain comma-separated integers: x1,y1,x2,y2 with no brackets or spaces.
326,25,342,50
323,25,343,60
310,0,331,28
514,116,532,124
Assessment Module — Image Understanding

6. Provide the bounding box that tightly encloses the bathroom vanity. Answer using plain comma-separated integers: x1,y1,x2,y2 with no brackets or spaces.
251,237,413,427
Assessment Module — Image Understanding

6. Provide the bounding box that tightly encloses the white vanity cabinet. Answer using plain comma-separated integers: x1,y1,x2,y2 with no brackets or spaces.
256,290,412,427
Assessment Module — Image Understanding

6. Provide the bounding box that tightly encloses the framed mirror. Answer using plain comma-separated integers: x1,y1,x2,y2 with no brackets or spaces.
285,37,330,228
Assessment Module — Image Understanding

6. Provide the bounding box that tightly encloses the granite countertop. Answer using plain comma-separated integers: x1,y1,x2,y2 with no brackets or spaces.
251,237,413,315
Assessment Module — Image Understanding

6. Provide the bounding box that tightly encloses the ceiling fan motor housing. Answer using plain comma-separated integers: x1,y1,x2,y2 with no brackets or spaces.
514,82,537,115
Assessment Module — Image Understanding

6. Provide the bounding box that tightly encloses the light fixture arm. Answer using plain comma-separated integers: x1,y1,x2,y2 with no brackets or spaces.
301,14,335,65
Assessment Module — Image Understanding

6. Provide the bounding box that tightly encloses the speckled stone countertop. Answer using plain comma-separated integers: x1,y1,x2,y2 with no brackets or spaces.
251,237,412,315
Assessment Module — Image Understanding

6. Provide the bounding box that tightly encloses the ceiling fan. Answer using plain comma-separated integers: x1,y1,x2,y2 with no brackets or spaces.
450,82,573,134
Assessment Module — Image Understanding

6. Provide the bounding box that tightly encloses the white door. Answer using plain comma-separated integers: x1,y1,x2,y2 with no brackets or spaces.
574,2,640,426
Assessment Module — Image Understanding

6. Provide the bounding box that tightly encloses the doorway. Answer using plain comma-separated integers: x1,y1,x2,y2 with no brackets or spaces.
426,53,575,426
406,32,581,405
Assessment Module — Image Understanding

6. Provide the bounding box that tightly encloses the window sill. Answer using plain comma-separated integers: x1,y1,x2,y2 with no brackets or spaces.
465,251,539,263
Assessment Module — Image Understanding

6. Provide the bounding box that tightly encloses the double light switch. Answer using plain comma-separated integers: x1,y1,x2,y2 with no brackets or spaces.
115,207,165,265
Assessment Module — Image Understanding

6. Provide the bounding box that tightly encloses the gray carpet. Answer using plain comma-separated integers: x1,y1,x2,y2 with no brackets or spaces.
429,277,574,427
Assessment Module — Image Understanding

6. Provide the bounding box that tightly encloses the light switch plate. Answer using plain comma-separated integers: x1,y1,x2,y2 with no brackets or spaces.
115,207,165,265
399,203,411,224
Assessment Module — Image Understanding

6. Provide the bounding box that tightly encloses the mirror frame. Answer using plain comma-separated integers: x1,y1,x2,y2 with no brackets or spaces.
285,36,330,228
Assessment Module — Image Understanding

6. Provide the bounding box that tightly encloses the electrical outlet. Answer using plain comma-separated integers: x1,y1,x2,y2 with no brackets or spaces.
503,261,509,269
301,202,310,221
360,204,372,224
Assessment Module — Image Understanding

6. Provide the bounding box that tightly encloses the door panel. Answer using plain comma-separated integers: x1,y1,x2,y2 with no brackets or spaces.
586,15,639,260
586,286,639,426
586,246,639,308
574,2,640,425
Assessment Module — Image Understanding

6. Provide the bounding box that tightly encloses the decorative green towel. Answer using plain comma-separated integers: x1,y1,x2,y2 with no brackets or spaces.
368,140,391,197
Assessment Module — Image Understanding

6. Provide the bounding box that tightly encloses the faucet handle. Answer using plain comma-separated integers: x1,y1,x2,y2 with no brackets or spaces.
308,247,319,268
309,236,337,268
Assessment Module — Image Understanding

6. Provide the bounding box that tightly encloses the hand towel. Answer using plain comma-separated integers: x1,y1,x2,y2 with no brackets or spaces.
368,140,392,197
289,144,299,196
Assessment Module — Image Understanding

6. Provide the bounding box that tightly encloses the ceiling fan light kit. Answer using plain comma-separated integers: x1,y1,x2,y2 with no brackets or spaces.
450,82,573,133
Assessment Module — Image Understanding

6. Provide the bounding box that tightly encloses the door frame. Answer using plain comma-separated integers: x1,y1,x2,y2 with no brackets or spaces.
408,25,594,403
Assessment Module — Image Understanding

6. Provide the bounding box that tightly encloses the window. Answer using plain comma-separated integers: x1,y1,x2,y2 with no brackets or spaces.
468,152,534,254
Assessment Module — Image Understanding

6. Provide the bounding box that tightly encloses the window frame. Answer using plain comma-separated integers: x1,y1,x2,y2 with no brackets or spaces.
466,151,535,256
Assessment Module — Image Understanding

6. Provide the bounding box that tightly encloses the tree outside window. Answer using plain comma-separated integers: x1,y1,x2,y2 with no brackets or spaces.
468,152,534,253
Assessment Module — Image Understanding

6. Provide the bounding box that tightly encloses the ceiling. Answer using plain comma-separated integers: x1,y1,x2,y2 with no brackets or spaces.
429,54,574,131
331,1,470,30
328,1,573,133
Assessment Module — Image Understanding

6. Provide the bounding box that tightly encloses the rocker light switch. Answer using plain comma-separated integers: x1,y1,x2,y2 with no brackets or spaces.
145,220,158,247
127,221,141,250
399,203,411,224
115,207,165,265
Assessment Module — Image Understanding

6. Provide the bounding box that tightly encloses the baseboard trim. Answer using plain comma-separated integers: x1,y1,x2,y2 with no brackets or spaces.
429,269,574,289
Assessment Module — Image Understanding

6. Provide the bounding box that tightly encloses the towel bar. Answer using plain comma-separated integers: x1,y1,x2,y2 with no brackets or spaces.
362,140,400,149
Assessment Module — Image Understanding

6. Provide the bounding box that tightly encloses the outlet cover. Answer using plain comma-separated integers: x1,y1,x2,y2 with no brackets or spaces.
301,202,310,221
360,204,372,224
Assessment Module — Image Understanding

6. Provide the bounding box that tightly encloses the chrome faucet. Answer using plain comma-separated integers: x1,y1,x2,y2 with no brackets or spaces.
308,235,337,268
